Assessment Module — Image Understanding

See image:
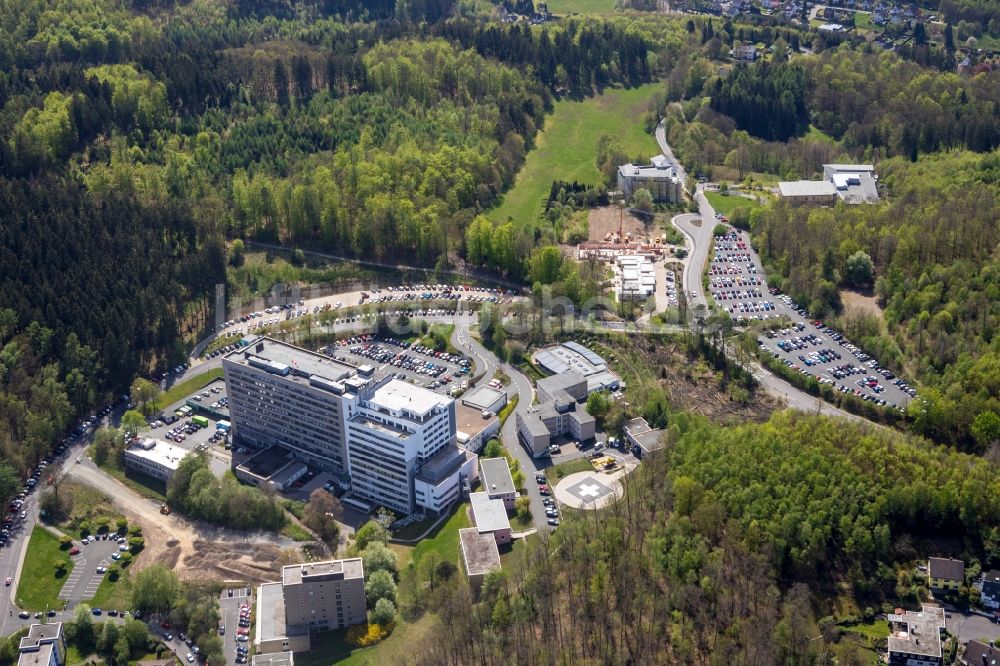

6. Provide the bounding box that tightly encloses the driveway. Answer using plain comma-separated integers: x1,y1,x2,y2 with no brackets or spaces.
948,610,1000,645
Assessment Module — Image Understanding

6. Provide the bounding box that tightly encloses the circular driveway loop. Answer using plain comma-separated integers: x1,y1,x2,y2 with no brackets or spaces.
554,472,623,511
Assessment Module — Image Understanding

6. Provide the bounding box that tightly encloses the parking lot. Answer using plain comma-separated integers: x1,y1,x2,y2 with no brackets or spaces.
708,226,915,411
207,283,513,345
321,333,472,396
219,587,252,665
142,378,232,475
59,536,123,607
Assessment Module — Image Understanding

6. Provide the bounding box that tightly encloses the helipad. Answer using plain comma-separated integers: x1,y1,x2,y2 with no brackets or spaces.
554,471,623,510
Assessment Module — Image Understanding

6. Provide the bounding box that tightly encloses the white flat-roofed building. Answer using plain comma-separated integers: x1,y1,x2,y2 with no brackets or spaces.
347,379,463,515
455,402,500,454
123,439,189,482
18,623,65,666
479,457,517,510
461,386,507,414
887,605,945,665
778,180,838,206
469,491,512,546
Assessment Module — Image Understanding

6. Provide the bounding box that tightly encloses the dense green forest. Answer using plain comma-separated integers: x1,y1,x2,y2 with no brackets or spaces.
0,0,661,499
407,411,1000,664
656,39,1000,449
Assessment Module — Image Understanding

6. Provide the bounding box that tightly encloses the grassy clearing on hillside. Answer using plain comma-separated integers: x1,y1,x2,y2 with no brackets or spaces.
546,0,619,15
805,123,837,143
490,83,663,226
704,191,763,217
15,527,72,611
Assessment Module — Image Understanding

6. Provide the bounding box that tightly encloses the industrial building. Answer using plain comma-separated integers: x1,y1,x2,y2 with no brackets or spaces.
886,606,945,666
469,491,512,546
777,180,838,206
234,447,310,491
123,439,189,482
17,623,65,666
256,559,366,656
615,255,656,301
823,164,880,203
778,164,879,206
533,342,620,395
223,338,476,517
616,155,683,203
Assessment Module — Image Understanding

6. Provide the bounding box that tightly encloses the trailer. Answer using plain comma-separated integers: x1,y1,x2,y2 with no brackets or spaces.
191,415,210,428
216,420,231,432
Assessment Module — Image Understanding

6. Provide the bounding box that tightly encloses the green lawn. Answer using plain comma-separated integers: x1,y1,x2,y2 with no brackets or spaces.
93,458,167,503
153,368,224,412
281,521,314,542
89,569,132,610
853,11,875,31
545,0,618,14
704,191,763,218
15,527,73,611
546,457,594,481
840,620,890,640
489,83,663,227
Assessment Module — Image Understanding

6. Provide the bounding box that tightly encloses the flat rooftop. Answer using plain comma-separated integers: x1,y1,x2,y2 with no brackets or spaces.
415,446,474,485
237,446,296,478
367,379,449,419
20,623,62,649
125,440,189,470
225,337,363,388
256,582,287,643
458,527,501,577
534,343,618,386
252,653,294,666
455,402,499,442
479,458,515,496
16,643,54,666
778,180,837,197
461,386,506,412
469,491,510,534
348,414,410,440
887,606,945,659
518,410,552,437
282,558,364,586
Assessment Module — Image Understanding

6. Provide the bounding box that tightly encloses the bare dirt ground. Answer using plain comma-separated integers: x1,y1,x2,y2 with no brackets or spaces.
840,289,885,323
66,462,299,584
588,206,647,242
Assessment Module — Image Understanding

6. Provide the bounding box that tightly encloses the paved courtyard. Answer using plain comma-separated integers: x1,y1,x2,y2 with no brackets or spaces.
554,472,623,510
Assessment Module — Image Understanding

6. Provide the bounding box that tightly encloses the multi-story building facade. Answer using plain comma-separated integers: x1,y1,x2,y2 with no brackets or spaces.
347,379,474,515
257,559,366,655
223,339,368,476
224,338,475,516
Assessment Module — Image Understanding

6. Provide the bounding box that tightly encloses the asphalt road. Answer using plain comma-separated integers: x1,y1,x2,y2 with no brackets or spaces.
947,610,1000,645
655,120,688,191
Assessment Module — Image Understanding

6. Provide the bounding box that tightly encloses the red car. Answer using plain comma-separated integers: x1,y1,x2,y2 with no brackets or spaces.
69,547,80,555
161,622,172,630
